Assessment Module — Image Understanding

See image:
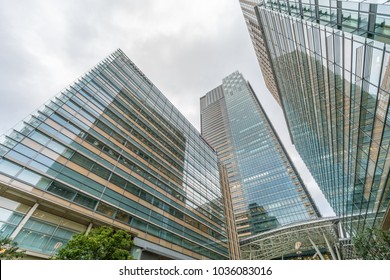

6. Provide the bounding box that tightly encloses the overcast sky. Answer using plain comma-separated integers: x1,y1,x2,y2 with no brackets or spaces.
0,0,334,216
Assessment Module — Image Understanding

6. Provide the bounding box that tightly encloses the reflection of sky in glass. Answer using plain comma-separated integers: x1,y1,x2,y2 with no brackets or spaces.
216,72,317,233
257,2,390,234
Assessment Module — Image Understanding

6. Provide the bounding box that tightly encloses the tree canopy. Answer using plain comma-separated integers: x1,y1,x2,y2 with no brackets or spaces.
0,238,26,260
54,226,134,260
353,227,390,260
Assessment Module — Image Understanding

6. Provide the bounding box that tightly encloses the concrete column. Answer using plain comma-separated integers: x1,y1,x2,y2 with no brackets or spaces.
337,1,342,29
130,246,144,260
85,222,93,235
315,0,320,23
368,4,378,37
9,203,39,240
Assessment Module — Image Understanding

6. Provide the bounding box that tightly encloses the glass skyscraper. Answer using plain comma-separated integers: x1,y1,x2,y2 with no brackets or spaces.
200,71,320,241
240,0,282,105
0,49,229,260
240,0,390,239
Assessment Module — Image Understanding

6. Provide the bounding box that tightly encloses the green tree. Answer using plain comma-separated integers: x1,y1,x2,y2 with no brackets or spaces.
0,238,26,260
54,226,134,260
353,227,390,260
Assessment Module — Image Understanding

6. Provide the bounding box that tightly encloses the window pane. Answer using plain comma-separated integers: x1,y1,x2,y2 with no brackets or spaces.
73,193,97,209
47,182,77,200
96,202,116,218
0,160,22,176
70,153,93,170
47,141,66,155
115,210,132,224
30,131,50,145
17,169,43,186
109,173,127,189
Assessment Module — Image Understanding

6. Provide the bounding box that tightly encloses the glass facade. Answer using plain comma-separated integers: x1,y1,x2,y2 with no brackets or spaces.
241,0,390,237
0,49,228,259
263,0,390,44
200,71,320,241
240,0,282,105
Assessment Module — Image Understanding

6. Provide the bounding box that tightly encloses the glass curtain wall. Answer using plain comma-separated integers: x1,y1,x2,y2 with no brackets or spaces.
255,1,390,236
201,72,319,241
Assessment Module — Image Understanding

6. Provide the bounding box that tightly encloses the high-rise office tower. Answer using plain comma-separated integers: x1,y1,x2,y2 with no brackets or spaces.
240,0,390,240
239,0,282,105
0,49,229,260
200,71,320,241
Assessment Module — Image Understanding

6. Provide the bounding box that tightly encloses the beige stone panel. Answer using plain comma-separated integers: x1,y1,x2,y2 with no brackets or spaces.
9,180,34,192
106,182,125,195
42,192,71,207
69,203,93,215
93,212,114,224
145,234,159,244
158,239,171,249
171,244,183,253
66,161,89,176
21,138,43,151
40,148,61,161
44,118,63,132
87,173,107,186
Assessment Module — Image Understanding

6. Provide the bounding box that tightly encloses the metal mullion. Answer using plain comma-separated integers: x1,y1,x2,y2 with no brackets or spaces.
303,26,328,195
316,25,335,213
335,29,348,219
346,35,360,234
360,45,387,228
349,36,366,236
354,53,381,232
351,37,371,236
324,29,341,217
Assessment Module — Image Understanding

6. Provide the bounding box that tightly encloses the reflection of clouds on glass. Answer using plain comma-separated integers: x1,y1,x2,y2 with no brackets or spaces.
0,212,12,223
253,1,390,237
0,196,25,212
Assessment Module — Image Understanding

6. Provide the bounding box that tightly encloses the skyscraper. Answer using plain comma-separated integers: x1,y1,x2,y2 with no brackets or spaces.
200,71,320,241
0,49,229,260
239,0,282,105
240,0,390,241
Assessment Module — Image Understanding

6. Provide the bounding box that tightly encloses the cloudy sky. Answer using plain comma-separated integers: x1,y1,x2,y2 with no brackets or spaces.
0,0,334,216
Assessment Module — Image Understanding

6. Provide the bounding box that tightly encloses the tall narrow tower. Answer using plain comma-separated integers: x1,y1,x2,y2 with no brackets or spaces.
200,71,320,240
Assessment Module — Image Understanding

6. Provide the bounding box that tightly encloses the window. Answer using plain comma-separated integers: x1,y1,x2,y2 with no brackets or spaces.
70,153,93,170
96,202,116,218
115,210,132,224
73,193,97,210
0,160,22,176
47,182,77,200
17,169,51,189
